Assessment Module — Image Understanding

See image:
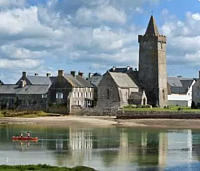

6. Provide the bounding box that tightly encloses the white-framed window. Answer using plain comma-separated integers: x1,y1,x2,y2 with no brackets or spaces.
56,92,63,99
85,92,88,98
90,92,92,98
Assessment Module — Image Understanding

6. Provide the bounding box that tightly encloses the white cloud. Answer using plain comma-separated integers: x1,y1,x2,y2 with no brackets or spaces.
0,0,172,83
0,0,26,8
75,5,126,25
0,59,43,69
161,11,200,68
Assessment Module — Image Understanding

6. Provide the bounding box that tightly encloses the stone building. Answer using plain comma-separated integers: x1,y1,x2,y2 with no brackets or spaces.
192,71,200,107
168,77,195,107
87,73,103,106
97,15,167,108
49,70,94,113
138,15,168,107
0,71,53,110
97,68,147,109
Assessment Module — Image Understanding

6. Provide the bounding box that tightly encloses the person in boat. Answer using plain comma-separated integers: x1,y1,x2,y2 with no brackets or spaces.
19,132,23,138
26,131,30,138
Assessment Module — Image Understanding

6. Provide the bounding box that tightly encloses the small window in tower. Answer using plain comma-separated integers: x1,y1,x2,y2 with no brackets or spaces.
162,89,165,100
107,89,110,100
161,42,163,49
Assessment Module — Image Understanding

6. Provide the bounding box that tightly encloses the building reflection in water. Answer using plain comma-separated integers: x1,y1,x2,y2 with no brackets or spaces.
0,125,197,170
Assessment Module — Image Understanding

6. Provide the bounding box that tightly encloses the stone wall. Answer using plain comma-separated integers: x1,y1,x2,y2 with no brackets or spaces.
97,72,120,108
117,110,200,119
138,35,168,108
71,107,118,116
192,79,200,107
16,94,47,111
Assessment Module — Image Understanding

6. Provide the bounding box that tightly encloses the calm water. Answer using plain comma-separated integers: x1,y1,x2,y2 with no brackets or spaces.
0,124,200,171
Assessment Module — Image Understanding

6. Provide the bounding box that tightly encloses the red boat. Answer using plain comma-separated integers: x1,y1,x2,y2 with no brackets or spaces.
12,136,38,141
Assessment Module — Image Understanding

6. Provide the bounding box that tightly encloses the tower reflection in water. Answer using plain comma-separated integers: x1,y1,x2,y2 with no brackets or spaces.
50,128,194,169
0,125,196,170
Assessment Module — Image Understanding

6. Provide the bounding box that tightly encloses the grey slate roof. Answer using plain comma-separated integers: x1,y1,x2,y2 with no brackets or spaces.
26,76,52,85
109,72,138,88
168,77,194,94
17,85,49,94
129,92,143,100
76,75,93,87
88,75,103,87
0,85,19,94
64,74,93,88
0,84,49,95
145,15,160,36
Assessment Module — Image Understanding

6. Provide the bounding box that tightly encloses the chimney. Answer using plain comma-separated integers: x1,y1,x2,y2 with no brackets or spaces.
46,73,51,77
20,80,26,88
58,70,64,77
35,73,38,76
112,66,116,71
89,73,94,78
22,71,26,80
78,71,84,77
177,75,182,78
71,71,76,77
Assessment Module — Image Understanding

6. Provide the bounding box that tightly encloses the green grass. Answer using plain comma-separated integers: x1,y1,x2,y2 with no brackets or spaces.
0,111,50,118
0,165,97,171
123,106,200,113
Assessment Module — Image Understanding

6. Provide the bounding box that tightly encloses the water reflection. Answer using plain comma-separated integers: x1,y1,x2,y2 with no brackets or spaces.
0,125,199,171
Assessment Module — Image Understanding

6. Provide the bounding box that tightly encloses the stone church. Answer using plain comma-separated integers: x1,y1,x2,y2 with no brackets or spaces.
97,16,168,108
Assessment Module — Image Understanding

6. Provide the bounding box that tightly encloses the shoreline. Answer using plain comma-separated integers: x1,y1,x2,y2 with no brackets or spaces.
1,116,200,129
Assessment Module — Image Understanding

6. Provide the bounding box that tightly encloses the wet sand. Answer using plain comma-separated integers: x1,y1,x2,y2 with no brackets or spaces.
1,116,200,129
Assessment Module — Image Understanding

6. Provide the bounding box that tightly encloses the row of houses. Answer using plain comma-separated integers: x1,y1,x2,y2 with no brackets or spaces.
0,67,199,114
0,70,94,113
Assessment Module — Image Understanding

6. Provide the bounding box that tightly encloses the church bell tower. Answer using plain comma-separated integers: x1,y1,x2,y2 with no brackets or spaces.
138,15,168,107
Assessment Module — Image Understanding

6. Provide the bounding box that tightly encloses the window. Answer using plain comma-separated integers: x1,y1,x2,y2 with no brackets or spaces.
42,94,47,98
56,92,63,99
85,92,88,98
197,92,200,97
107,89,110,99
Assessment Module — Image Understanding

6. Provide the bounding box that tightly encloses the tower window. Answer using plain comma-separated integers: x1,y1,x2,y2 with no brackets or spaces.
107,89,110,100
162,89,165,100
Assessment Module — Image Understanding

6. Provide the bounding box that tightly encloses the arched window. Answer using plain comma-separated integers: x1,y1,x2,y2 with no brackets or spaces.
107,89,110,100
143,98,146,105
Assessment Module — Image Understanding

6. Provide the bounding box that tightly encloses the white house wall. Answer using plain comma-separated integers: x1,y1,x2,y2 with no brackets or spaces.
168,80,195,107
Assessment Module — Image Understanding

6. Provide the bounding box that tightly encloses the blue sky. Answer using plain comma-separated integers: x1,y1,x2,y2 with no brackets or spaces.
0,0,200,83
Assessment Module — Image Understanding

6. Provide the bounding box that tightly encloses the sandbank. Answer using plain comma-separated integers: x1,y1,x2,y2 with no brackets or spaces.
0,116,200,129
